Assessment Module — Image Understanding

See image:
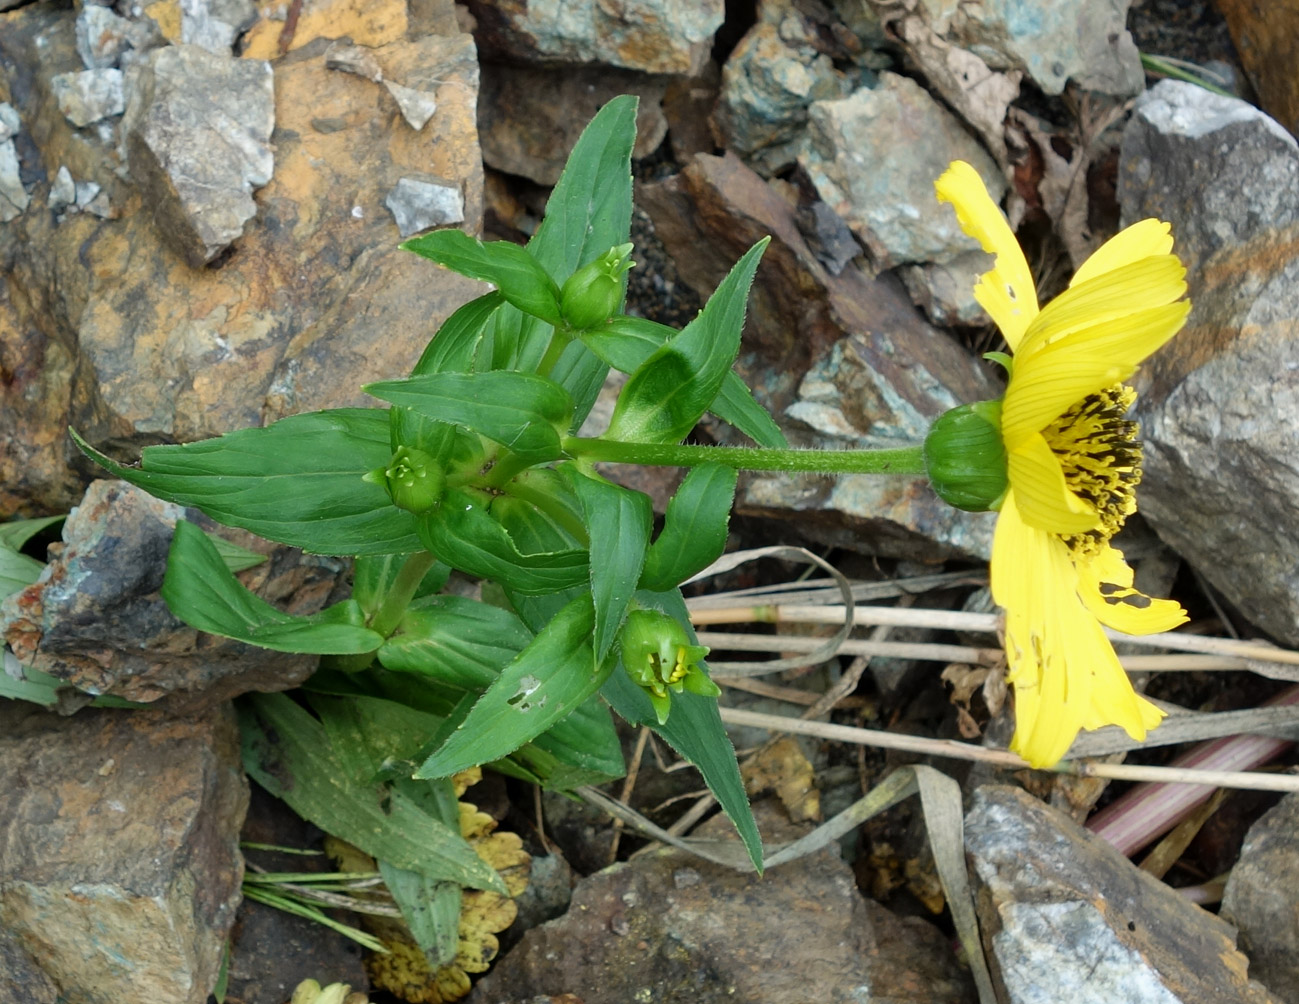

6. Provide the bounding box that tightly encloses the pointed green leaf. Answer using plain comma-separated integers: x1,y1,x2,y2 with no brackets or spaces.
415,592,613,778
601,587,761,870
239,692,506,892
162,521,383,654
0,548,45,598
379,595,533,689
0,515,64,552
70,410,420,555
565,468,652,662
639,464,737,592
401,231,563,327
367,371,573,465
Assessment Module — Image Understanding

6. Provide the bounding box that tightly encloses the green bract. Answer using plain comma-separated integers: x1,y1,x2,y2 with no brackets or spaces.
363,445,445,515
923,399,1009,512
618,608,719,724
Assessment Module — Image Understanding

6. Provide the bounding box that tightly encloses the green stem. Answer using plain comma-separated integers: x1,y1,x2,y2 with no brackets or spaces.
369,550,437,639
499,478,590,546
535,327,573,378
563,436,928,476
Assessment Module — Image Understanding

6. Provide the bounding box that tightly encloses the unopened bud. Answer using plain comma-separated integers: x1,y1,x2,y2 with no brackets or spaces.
923,400,1008,512
363,445,445,515
559,242,634,330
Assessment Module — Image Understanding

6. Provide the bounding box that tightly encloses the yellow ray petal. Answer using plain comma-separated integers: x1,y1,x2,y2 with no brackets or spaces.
1006,434,1099,534
934,160,1038,350
1070,218,1175,288
1016,254,1187,363
1076,544,1189,635
1001,300,1191,448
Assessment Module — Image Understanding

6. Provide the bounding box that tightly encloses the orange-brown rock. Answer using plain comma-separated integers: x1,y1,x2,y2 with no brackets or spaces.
1216,0,1299,137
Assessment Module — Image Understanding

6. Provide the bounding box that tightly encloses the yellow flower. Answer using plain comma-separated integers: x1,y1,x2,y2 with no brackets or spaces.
934,160,1192,768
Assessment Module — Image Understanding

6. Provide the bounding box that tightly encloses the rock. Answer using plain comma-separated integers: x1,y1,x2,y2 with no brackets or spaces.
384,79,438,131
386,174,465,237
464,0,724,75
1215,0,1299,137
50,67,125,127
470,809,974,1004
478,63,668,186
325,41,384,81
47,165,77,213
712,17,858,176
940,0,1144,97
1221,793,1299,1001
0,8,483,511
241,0,409,59
662,62,721,163
120,43,275,267
75,4,133,68
1118,81,1299,645
899,250,991,327
0,138,27,221
801,73,1007,268
180,0,257,54
0,101,19,141
640,152,997,561
0,479,344,711
794,199,860,276
0,700,248,1004
0,928,58,1004
966,786,1281,1004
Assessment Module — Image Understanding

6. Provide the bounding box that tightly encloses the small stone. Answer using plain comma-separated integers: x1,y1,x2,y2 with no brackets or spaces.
47,166,76,214
384,79,438,131
966,786,1281,1004
325,41,384,81
180,0,257,54
51,67,126,127
0,140,28,222
1221,793,1299,1001
0,700,248,1004
120,43,275,267
81,187,114,219
899,250,992,327
0,102,19,142
801,73,1006,267
464,0,725,75
74,179,103,211
794,200,859,276
386,175,464,237
76,3,133,68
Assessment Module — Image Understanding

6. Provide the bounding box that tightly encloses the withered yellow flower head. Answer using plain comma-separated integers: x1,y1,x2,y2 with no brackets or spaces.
934,160,1192,768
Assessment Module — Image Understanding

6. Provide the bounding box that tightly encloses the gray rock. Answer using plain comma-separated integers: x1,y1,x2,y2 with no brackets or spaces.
795,199,860,276
0,480,341,711
0,102,19,142
0,928,58,1004
325,41,384,81
470,807,974,1004
181,0,257,55
640,153,999,562
47,166,77,214
50,67,125,127
384,79,438,131
465,0,725,75
478,62,668,186
47,166,106,218
1119,81,1299,645
899,250,992,327
0,700,248,1004
76,3,132,68
801,74,1007,268
713,18,857,176
966,786,1281,1004
386,175,465,237
0,139,29,221
121,43,275,267
945,0,1143,97
1221,793,1299,1002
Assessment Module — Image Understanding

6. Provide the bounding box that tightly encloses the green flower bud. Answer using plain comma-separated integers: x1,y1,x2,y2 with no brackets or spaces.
559,242,635,330
923,399,1008,512
619,608,717,724
363,446,445,515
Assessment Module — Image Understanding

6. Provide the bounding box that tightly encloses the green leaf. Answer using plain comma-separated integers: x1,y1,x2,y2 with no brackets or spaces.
565,468,652,662
0,514,63,552
162,520,384,654
0,657,60,707
639,464,737,592
606,239,769,444
585,315,787,448
366,371,574,465
601,587,761,870
379,595,532,689
239,692,506,892
401,231,564,327
70,410,420,556
381,865,461,966
415,592,613,778
206,533,267,574
484,96,638,421
0,548,45,598
417,489,588,595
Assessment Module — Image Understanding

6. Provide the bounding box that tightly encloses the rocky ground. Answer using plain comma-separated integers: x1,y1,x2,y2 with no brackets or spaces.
5,0,1299,1003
